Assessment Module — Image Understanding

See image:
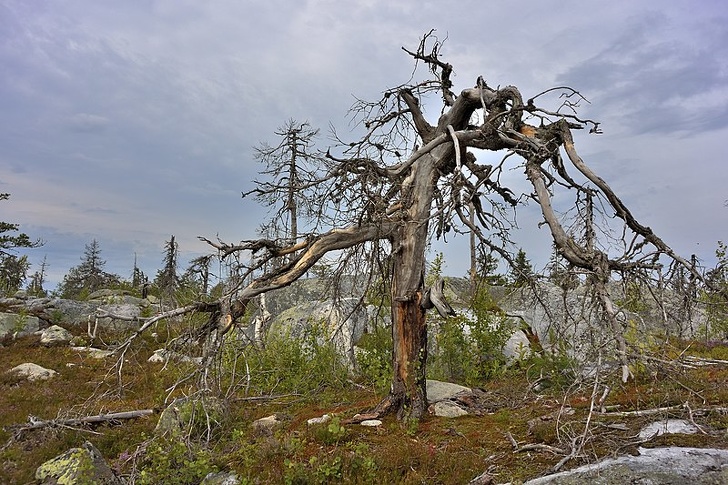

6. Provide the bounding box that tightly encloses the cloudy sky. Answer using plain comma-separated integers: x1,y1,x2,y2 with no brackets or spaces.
2,0,727,289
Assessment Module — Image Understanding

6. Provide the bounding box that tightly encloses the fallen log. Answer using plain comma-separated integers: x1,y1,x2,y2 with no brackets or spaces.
11,409,155,432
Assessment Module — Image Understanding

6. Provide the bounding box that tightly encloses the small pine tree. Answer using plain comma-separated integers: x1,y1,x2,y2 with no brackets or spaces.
510,249,534,287
154,235,179,302
58,240,121,298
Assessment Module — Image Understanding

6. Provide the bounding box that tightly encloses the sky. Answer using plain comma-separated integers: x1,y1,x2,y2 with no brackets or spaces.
1,0,727,290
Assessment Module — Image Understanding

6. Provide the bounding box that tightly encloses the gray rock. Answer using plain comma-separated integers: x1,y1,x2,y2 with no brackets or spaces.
40,324,73,346
522,447,728,484
87,289,134,301
267,298,369,368
7,362,57,381
360,419,383,427
46,299,101,327
94,302,144,331
432,400,469,418
639,419,700,440
35,441,122,484
1,295,145,332
426,379,471,403
504,329,533,361
0,311,40,338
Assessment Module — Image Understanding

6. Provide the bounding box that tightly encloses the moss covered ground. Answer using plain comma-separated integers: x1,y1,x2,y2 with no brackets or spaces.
1,330,728,484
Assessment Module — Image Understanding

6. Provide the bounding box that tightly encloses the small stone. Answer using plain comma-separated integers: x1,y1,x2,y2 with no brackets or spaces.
307,414,332,425
148,349,202,365
360,419,383,427
201,471,240,484
72,346,115,359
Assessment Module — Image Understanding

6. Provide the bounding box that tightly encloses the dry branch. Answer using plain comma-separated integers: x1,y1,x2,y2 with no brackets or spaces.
11,409,155,432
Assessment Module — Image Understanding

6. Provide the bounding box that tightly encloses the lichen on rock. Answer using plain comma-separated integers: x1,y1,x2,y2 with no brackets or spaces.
35,441,121,484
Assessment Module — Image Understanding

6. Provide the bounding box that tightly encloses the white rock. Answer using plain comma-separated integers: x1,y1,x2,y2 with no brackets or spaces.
148,349,202,365
251,414,283,435
638,419,700,439
307,414,332,425
71,346,115,359
360,419,383,427
8,363,57,381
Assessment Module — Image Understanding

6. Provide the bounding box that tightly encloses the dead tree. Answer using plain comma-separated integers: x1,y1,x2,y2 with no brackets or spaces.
244,119,326,248
128,32,702,422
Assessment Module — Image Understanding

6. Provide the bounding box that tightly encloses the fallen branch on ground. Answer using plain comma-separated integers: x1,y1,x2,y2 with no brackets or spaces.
9,409,155,432
505,431,567,455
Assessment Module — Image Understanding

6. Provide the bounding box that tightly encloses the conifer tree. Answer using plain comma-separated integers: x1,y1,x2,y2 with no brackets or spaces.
58,240,120,298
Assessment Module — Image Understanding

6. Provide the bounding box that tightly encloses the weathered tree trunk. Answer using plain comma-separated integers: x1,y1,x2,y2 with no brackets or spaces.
379,152,440,422
389,284,428,421
287,130,298,243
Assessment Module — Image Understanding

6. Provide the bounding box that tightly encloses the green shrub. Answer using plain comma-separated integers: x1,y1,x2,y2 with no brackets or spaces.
137,438,217,485
429,285,515,385
221,320,350,397
356,324,393,393
311,416,347,446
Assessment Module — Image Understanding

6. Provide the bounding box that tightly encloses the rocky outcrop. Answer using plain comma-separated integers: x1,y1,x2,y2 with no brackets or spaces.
0,289,152,333
521,447,728,485
267,297,369,368
0,311,40,339
35,441,122,484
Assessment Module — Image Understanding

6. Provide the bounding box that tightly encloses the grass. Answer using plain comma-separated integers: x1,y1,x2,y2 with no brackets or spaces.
1,329,728,484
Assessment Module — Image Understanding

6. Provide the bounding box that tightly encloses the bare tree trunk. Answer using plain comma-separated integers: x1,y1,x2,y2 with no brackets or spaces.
469,202,477,295
378,153,440,422
287,129,299,243
253,293,271,349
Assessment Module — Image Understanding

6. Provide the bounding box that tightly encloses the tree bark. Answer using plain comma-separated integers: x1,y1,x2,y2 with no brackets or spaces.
380,149,442,422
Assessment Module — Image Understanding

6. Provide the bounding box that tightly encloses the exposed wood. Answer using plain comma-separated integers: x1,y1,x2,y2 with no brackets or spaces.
12,409,155,432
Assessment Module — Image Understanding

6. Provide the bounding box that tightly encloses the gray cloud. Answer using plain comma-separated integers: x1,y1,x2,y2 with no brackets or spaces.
67,113,109,132
2,0,727,288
